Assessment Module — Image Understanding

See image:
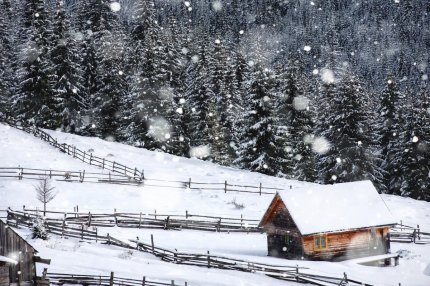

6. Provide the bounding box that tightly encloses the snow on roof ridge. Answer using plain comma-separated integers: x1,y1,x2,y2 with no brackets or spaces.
277,180,397,235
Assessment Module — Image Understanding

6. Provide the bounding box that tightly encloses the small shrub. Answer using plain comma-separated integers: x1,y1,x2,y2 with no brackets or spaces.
229,197,245,210
32,217,48,240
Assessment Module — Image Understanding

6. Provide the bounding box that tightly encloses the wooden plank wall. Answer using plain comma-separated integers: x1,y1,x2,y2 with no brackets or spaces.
0,266,9,286
303,227,390,261
0,220,36,284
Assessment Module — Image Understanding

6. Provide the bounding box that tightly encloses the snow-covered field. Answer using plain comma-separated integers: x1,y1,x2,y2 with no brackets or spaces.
1,123,430,286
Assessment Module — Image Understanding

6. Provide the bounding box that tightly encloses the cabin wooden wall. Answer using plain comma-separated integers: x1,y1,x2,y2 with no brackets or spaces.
303,227,390,261
0,265,9,286
262,198,305,259
0,220,36,284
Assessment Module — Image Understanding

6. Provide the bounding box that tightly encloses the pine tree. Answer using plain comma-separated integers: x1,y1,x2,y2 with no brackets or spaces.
50,0,86,133
316,72,374,184
185,42,212,153
14,0,56,128
377,79,405,193
235,66,281,175
274,59,316,181
400,81,430,200
0,0,13,116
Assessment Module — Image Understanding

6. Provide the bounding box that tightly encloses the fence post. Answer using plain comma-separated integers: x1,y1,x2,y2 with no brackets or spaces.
417,225,420,241
240,214,243,229
188,178,191,188
81,170,85,183
217,219,221,232
165,216,170,230
139,212,142,228
83,151,86,162
73,146,76,158
207,251,210,268
89,153,93,165
88,212,92,227
151,234,155,253
113,161,116,171
259,183,262,196
96,228,98,243
296,264,299,281
400,220,403,232
185,210,188,219
107,233,111,244
155,209,157,220
142,276,146,286
109,272,114,286
224,180,227,193
49,169,52,179
171,280,174,286
102,158,105,169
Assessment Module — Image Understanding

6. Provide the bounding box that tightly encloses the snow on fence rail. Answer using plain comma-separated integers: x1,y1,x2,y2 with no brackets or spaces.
6,210,373,286
390,221,430,244
0,167,141,185
9,208,261,233
46,272,188,286
0,116,144,181
0,116,294,195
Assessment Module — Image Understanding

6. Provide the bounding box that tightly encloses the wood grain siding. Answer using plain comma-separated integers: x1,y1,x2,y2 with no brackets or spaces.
303,227,390,261
0,220,36,284
0,266,9,286
261,196,305,259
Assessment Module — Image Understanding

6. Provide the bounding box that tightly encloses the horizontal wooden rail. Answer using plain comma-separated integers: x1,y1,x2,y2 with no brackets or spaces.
8,210,376,286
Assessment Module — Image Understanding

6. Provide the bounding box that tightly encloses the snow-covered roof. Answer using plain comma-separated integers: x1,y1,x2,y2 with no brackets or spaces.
276,180,397,235
0,255,18,265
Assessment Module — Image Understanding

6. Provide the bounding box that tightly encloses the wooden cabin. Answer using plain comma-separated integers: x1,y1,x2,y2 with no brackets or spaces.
259,180,397,261
0,220,37,286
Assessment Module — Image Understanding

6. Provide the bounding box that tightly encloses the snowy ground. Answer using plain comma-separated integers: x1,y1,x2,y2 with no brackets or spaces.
1,123,430,286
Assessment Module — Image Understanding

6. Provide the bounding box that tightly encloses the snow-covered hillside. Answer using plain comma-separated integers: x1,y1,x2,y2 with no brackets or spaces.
1,123,430,286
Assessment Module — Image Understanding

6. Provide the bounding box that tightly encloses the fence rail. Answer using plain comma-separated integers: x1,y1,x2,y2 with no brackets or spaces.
0,116,297,195
0,167,142,185
46,272,188,286
7,210,373,286
0,117,144,181
9,208,261,233
390,221,430,244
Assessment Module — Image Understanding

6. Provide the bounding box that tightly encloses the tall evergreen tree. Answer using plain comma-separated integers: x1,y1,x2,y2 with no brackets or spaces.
316,72,375,184
50,0,86,133
13,0,56,128
235,67,282,175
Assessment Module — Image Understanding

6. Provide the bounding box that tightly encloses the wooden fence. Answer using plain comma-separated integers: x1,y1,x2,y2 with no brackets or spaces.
46,272,188,286
0,167,141,185
1,117,144,181
9,208,261,233
6,210,374,286
390,221,430,244
0,116,296,195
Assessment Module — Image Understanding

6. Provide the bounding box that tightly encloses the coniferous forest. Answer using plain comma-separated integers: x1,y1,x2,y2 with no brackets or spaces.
0,0,429,200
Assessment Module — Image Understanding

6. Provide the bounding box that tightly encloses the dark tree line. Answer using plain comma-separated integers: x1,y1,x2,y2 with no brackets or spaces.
0,0,429,201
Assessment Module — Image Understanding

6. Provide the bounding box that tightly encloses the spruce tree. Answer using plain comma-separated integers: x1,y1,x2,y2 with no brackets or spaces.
235,66,281,176
50,0,85,133
316,72,374,184
14,0,56,128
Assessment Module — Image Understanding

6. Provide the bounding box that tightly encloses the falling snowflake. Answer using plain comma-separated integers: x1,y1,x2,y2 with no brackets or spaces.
321,69,335,83
303,45,311,52
311,137,331,154
110,2,121,12
189,145,211,158
212,1,223,11
293,96,309,111
412,136,419,143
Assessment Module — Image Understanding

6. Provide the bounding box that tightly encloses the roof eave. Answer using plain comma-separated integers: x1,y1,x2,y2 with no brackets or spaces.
301,223,398,236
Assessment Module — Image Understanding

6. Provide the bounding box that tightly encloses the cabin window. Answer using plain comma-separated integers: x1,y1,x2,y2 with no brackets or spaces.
314,235,327,250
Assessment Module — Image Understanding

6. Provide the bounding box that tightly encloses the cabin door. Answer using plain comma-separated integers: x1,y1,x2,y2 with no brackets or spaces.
0,266,10,286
